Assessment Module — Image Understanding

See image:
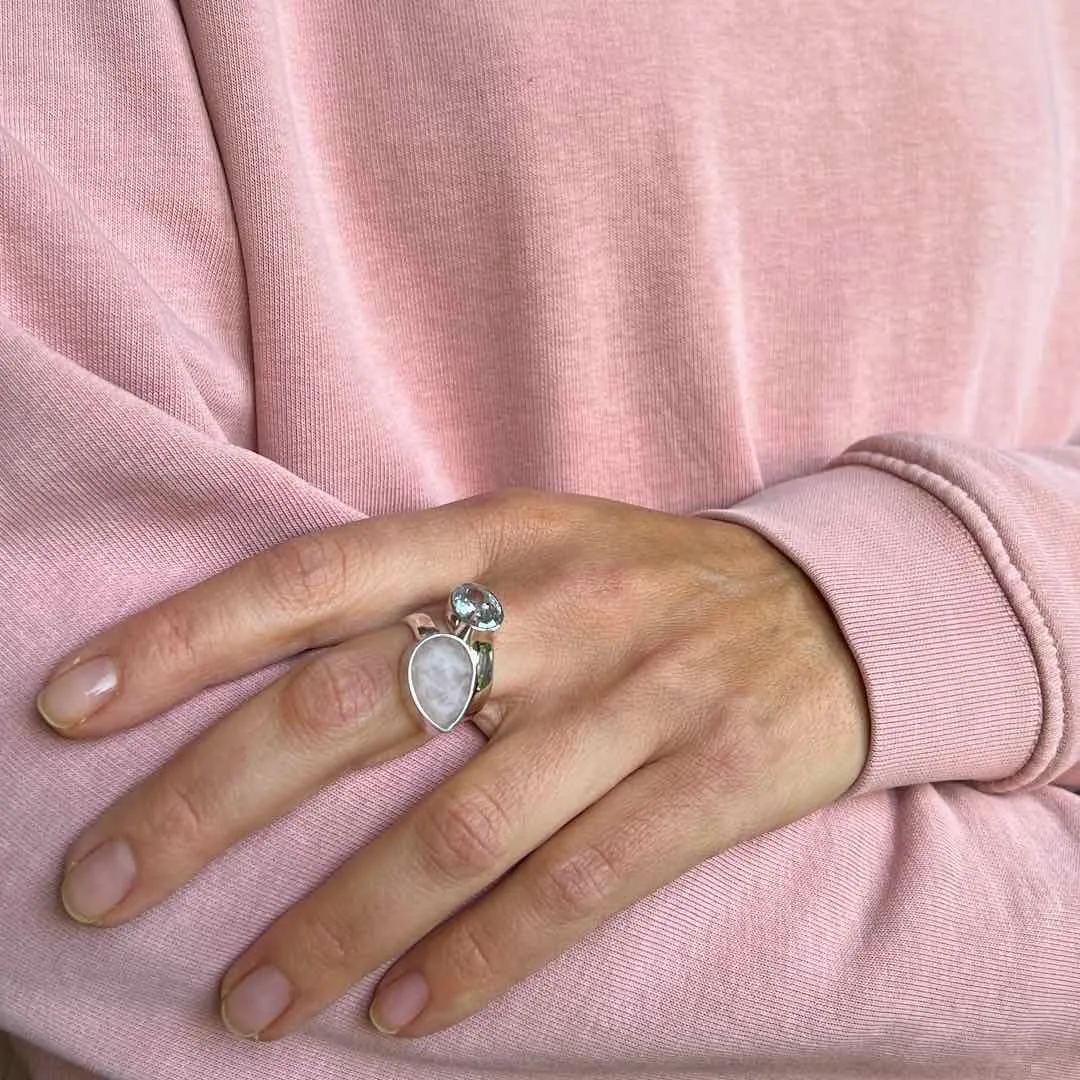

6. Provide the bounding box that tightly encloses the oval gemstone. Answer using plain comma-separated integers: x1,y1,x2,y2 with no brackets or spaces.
406,633,476,732
449,583,503,632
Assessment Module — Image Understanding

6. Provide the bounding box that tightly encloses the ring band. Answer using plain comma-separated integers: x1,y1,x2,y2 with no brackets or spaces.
401,583,503,735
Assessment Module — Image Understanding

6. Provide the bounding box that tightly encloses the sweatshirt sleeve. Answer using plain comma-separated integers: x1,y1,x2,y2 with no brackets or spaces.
697,436,1080,796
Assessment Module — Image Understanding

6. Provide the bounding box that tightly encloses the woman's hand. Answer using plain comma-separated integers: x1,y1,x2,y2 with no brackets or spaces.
36,490,869,1041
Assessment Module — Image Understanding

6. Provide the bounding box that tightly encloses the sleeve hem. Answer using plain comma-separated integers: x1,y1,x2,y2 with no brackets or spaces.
838,448,1068,791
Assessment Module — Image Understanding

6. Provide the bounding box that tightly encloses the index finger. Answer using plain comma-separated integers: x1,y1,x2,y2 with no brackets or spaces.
34,492,514,737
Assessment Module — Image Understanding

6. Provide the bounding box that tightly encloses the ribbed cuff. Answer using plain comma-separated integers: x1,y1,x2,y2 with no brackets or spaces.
697,464,1043,795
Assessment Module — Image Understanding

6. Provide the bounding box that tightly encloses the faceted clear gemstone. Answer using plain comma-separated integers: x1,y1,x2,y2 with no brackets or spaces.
407,634,475,732
449,583,503,631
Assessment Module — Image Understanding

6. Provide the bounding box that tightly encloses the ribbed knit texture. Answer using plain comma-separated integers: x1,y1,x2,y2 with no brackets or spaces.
2,1,1080,1076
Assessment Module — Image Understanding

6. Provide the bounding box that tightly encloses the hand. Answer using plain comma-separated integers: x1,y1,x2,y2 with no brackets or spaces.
36,489,869,1040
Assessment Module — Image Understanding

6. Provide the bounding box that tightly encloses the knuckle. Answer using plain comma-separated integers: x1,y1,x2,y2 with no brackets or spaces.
148,776,213,857
440,919,503,987
260,531,351,617
281,650,391,749
467,486,537,517
704,700,779,792
415,787,513,883
296,908,357,973
141,603,204,675
533,842,622,924
475,488,557,565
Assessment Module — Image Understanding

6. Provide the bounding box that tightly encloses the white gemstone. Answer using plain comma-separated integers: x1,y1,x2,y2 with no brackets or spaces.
407,634,475,732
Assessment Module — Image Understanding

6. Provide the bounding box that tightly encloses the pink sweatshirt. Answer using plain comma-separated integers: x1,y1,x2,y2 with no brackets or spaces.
1,1,1079,1077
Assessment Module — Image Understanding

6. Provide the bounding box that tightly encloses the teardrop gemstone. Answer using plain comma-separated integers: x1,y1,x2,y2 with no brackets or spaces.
406,633,476,732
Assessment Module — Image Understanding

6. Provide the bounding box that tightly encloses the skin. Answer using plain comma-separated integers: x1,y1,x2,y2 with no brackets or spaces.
36,489,870,1041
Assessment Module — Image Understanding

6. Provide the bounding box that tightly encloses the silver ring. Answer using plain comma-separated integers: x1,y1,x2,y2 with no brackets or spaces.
401,583,504,735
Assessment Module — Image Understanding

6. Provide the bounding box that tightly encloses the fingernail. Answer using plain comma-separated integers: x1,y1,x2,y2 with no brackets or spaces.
37,657,118,730
61,838,136,924
370,971,429,1034
221,965,295,1039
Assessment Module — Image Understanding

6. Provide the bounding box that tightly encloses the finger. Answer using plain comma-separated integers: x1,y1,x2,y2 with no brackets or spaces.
215,694,665,1041
34,490,543,737
56,608,545,928
368,752,720,1037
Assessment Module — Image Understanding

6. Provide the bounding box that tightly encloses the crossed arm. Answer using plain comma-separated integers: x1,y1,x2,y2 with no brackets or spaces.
2,331,1079,1076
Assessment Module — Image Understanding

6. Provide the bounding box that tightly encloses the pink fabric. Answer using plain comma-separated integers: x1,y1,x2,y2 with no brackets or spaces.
2,0,1079,1076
